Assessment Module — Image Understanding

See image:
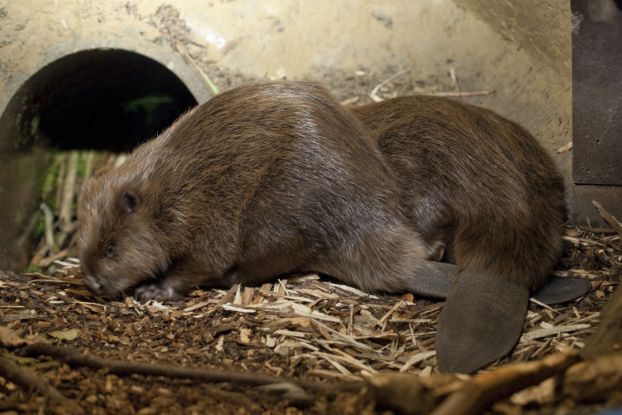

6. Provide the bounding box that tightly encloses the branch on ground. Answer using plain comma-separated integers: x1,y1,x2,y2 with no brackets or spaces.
20,342,355,407
0,354,82,414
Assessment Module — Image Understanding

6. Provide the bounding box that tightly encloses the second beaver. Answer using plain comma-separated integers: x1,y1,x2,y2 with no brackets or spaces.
352,96,567,372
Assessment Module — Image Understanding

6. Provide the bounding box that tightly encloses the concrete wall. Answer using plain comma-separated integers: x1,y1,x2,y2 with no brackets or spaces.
1,0,572,154
453,0,572,191
0,0,572,269
457,0,571,73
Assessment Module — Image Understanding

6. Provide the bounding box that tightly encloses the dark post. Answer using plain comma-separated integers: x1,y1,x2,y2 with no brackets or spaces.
571,0,622,225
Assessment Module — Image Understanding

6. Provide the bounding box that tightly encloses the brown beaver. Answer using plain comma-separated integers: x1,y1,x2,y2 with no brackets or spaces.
78,81,585,373
78,81,452,300
351,97,569,372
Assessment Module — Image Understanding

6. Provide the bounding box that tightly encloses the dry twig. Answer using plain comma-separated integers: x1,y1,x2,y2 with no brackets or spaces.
0,354,81,414
430,351,579,415
582,285,622,358
40,203,57,254
425,90,494,97
370,69,411,102
592,200,622,236
59,152,79,233
20,343,348,400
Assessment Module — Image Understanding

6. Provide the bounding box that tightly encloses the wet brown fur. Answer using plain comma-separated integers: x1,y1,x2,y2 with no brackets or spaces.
352,96,566,291
78,81,438,299
78,81,565,300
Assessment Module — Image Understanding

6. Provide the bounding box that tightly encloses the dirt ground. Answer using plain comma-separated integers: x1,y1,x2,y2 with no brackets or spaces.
1,3,617,414
0,224,620,414
0,65,620,415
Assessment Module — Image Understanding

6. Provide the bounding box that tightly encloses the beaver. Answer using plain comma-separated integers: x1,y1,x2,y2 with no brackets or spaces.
351,97,570,372
78,81,587,373
78,81,455,301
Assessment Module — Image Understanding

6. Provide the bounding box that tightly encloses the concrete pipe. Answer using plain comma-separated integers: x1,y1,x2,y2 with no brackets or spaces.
0,41,210,269
2,0,593,271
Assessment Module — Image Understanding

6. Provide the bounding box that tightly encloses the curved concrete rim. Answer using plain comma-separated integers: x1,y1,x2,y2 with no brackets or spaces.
0,38,212,116
0,39,212,271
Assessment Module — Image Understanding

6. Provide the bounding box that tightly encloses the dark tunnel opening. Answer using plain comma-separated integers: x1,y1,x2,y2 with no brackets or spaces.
0,48,199,153
0,48,200,270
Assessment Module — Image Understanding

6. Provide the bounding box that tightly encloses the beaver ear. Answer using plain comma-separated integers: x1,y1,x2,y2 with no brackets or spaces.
120,191,140,214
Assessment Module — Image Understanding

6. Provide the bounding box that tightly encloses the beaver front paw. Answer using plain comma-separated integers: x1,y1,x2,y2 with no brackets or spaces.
133,281,183,302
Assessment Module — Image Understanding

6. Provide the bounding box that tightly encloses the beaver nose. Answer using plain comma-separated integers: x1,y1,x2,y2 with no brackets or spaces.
84,274,102,294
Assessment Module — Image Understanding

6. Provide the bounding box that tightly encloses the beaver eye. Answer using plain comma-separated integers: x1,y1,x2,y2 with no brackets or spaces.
105,244,116,258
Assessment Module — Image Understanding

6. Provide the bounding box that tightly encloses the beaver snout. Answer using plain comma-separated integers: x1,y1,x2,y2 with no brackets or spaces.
83,274,121,298
83,272,133,299
83,274,103,295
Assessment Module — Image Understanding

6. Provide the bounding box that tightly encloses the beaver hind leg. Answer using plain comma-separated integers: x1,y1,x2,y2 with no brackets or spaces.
390,265,589,304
